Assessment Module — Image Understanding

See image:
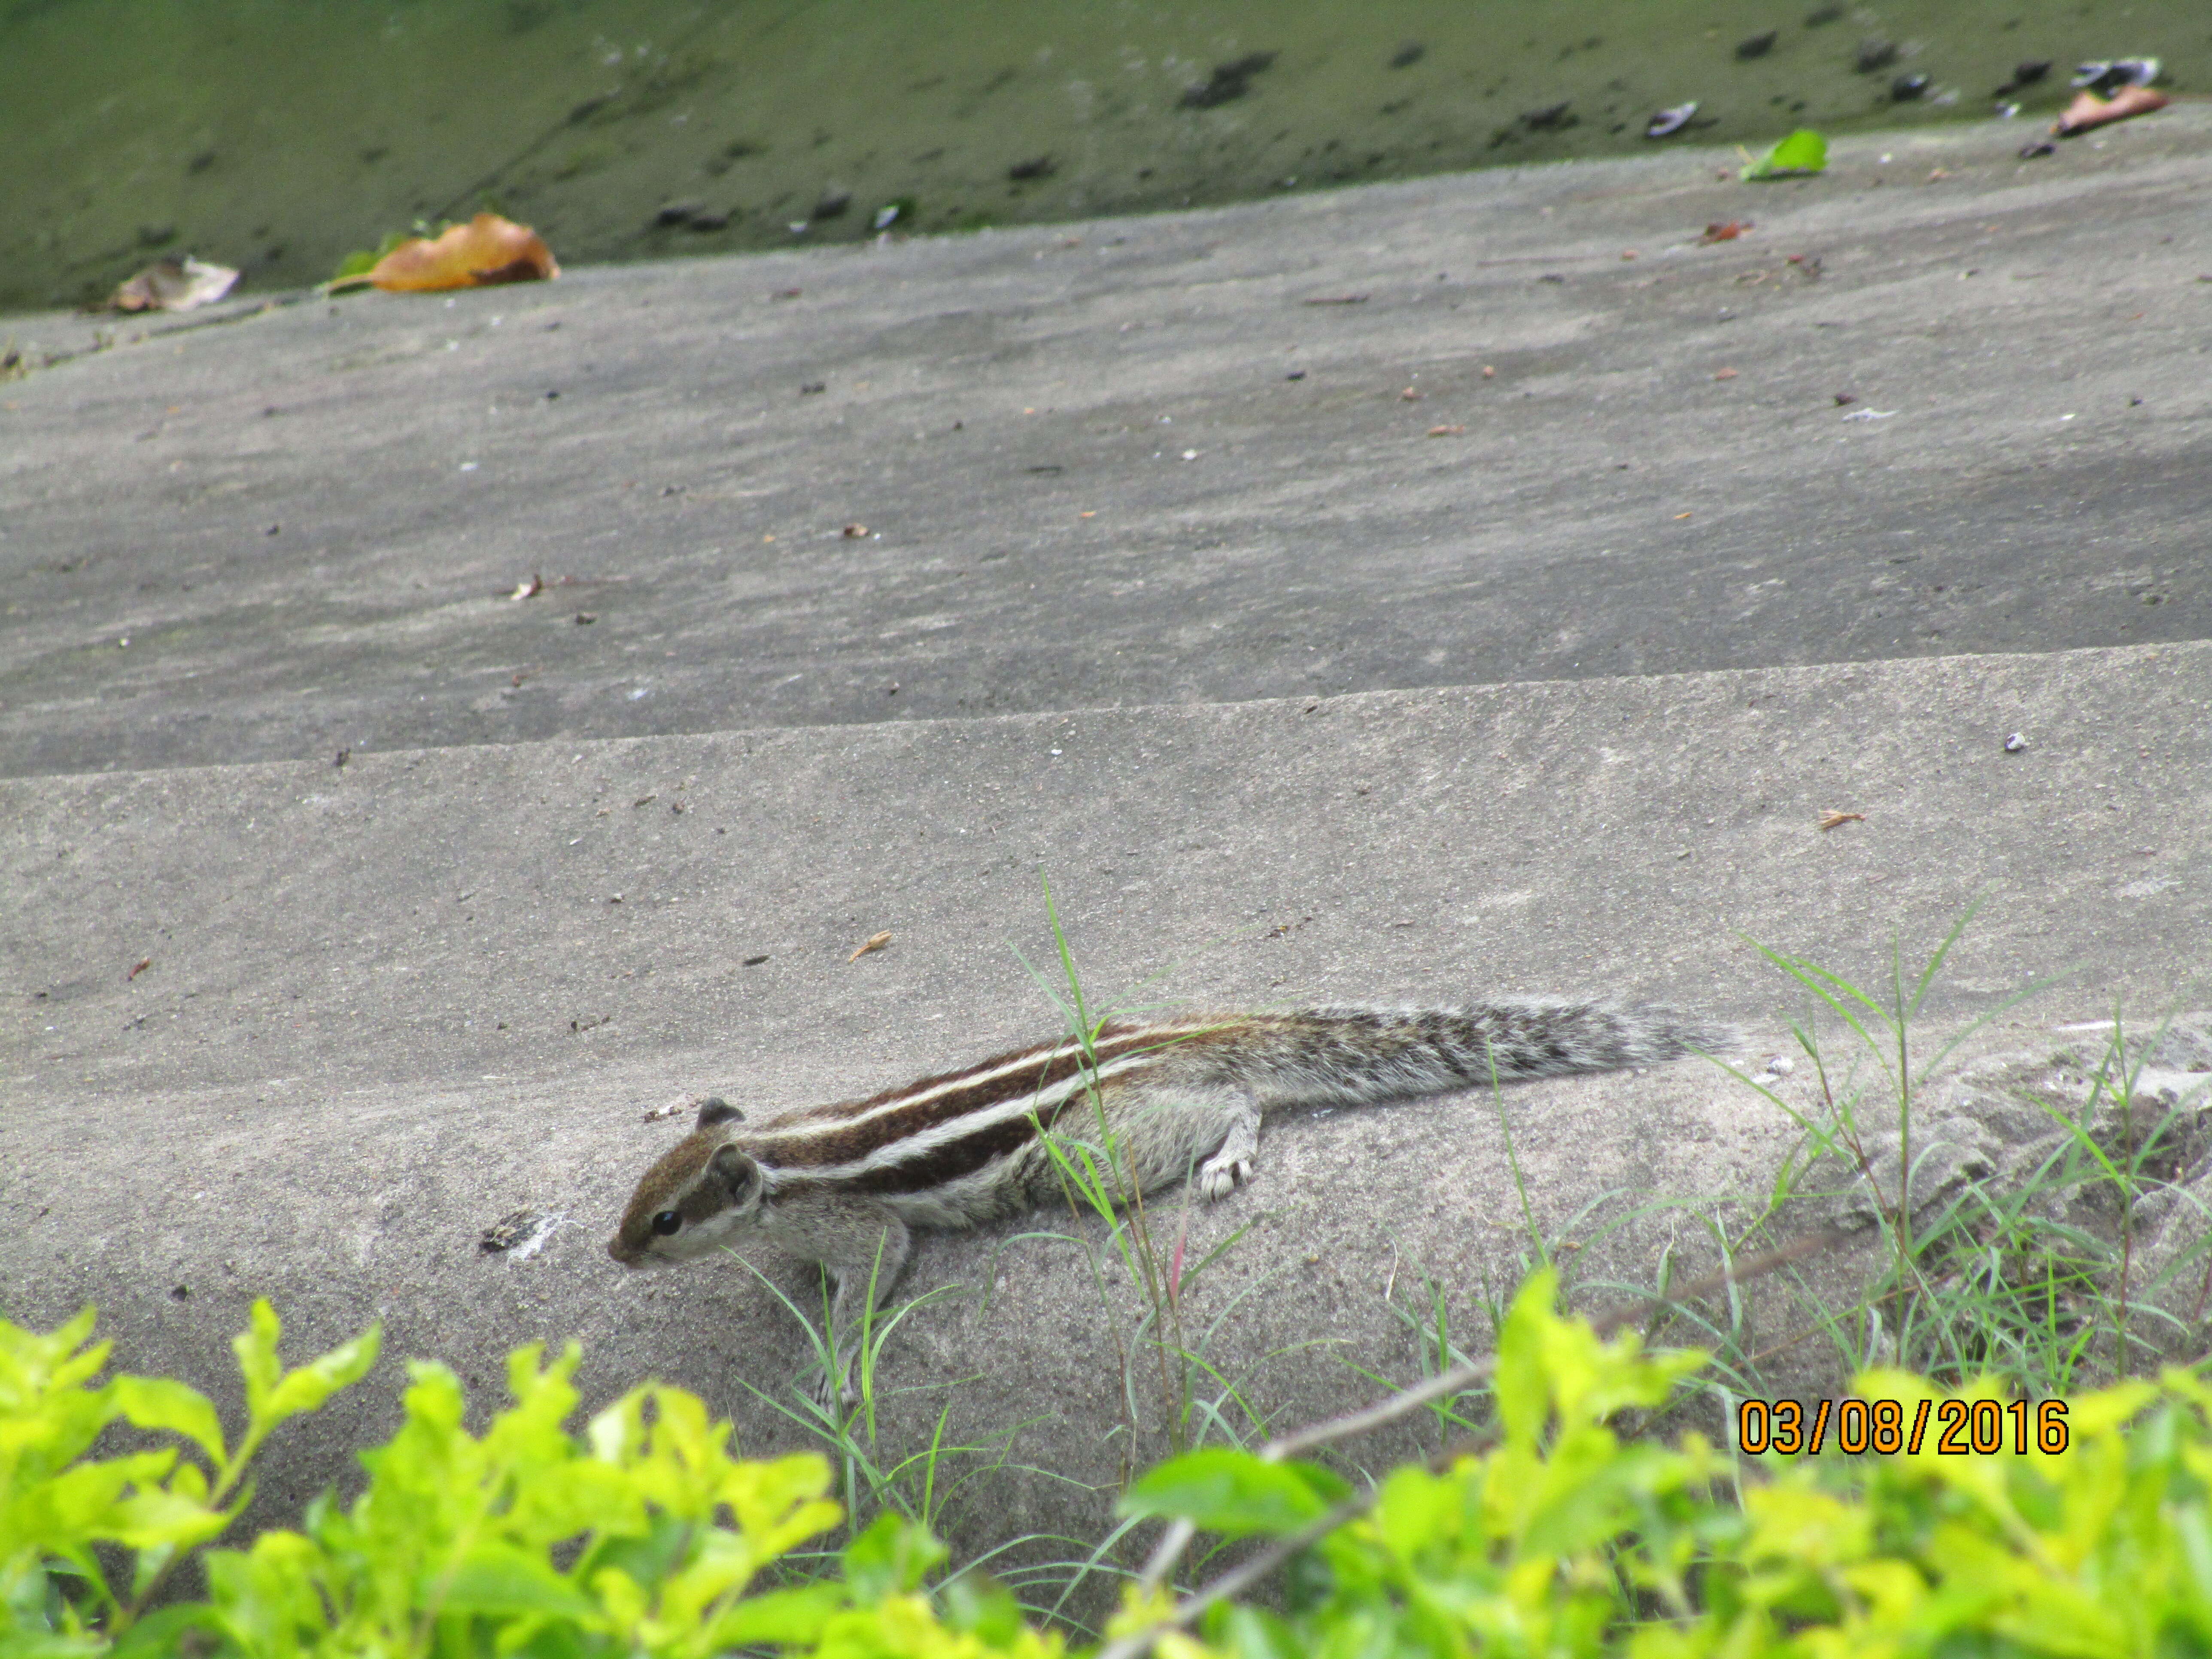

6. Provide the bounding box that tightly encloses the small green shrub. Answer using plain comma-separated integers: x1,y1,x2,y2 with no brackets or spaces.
1109,1271,2212,1658
7,1282,2209,1657
0,1302,1054,1657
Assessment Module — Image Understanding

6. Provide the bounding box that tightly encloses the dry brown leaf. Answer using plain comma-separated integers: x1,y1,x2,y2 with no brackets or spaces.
1701,219,1751,243
109,257,239,313
365,213,559,293
1818,810,1866,831
1426,424,1466,436
842,523,869,538
2054,85,2169,136
848,930,893,962
1714,367,1739,380
126,956,152,981
509,574,544,601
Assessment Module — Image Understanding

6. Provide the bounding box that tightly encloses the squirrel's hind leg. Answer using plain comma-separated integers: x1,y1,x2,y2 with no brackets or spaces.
1109,1082,1264,1201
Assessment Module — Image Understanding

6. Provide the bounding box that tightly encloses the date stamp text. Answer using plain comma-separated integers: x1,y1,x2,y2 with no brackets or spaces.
1738,1397,2070,1456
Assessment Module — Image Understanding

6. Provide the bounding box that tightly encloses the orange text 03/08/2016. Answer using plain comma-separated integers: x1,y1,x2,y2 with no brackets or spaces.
1736,1395,2071,1457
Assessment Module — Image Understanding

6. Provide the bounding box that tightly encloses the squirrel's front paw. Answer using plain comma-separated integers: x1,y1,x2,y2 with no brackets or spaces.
1197,1152,1252,1202
810,1356,857,1414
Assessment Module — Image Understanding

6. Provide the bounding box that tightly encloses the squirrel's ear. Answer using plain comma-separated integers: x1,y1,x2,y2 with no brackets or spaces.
708,1144,761,1204
696,1097,743,1130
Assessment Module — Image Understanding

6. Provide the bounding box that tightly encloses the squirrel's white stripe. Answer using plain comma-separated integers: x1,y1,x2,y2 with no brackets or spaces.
778,1033,1130,1130
767,1049,1159,1185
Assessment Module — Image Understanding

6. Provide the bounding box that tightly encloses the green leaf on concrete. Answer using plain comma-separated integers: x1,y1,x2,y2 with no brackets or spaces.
1741,128,1827,180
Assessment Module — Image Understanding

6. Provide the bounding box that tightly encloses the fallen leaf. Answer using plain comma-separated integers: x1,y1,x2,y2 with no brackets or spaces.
109,257,239,313
1818,810,1866,830
1398,386,1422,400
1426,424,1466,436
1701,220,1752,243
632,793,658,808
1674,511,1693,520
1714,367,1738,380
1480,365,1495,377
126,957,152,981
352,214,559,293
842,523,869,538
849,930,893,962
2054,84,2168,136
510,574,544,600
1739,129,1826,181
643,1093,705,1122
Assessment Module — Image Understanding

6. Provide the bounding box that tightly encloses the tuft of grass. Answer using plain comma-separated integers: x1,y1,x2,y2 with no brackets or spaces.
1584,908,2209,1427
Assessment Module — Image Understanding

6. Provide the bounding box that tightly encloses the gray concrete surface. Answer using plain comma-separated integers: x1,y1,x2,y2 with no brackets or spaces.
3,106,2210,1590
5,642,2206,1562
4,112,2209,779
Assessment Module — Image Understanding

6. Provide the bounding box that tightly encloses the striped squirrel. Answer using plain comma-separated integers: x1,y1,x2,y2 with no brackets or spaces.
608,1000,1732,1401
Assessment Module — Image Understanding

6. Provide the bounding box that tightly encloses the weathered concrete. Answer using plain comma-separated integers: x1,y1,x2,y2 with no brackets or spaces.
5,642,2206,1557
4,106,2210,1587
4,112,2209,780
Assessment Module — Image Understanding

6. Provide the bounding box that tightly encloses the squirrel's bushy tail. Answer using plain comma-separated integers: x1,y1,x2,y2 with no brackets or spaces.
1191,1001,1737,1108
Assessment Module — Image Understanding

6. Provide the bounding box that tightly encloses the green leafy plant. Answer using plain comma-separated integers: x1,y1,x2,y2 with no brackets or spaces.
1,1299,378,1649
3,1302,1058,1658
1103,1271,2212,1659
9,1279,2212,1659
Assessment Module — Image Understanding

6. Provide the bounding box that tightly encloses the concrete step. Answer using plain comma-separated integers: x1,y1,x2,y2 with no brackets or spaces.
4,112,2209,779
6,639,2204,1550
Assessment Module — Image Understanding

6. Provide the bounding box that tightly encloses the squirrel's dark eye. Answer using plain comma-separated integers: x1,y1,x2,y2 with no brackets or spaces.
651,1211,682,1236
